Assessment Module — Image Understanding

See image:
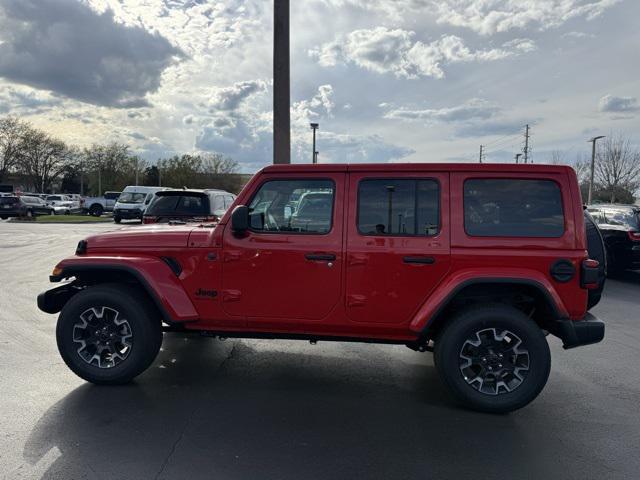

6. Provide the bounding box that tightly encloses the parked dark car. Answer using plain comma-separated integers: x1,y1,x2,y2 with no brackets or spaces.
586,204,640,275
0,195,54,219
142,189,236,224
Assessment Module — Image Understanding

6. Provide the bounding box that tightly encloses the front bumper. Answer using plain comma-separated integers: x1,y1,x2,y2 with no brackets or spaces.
114,208,143,219
552,313,605,349
37,282,83,314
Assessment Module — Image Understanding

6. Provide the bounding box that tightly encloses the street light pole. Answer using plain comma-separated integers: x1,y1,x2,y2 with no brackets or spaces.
588,135,605,205
273,0,290,164
310,123,319,164
515,153,522,164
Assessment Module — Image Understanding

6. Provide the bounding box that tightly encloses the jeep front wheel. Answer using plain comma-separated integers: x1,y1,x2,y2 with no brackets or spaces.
56,284,162,384
434,304,550,413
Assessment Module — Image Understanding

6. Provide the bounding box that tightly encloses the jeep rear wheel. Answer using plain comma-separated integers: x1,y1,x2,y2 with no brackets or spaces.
56,284,162,384
434,304,550,413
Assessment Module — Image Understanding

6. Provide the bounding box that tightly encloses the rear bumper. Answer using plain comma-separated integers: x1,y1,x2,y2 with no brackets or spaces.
0,209,24,217
552,313,605,349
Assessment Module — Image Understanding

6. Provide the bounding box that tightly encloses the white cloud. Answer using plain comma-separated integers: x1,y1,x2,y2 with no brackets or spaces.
384,99,499,122
598,94,639,113
310,28,534,78
296,131,414,164
208,80,267,112
429,0,622,36
292,85,335,125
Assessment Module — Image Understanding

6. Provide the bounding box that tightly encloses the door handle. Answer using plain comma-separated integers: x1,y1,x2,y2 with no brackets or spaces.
403,256,435,265
305,253,336,262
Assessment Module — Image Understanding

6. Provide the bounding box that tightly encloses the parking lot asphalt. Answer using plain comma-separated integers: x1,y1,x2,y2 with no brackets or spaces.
0,221,639,480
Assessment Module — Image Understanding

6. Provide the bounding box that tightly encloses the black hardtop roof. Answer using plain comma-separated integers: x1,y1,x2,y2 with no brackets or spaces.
156,188,230,197
260,162,575,174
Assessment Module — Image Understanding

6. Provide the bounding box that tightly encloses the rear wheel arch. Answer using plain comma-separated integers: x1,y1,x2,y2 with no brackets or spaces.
422,279,563,341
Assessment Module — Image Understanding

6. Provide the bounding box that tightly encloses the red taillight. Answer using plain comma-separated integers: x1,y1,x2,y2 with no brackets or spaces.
143,216,157,224
628,231,640,241
581,258,600,289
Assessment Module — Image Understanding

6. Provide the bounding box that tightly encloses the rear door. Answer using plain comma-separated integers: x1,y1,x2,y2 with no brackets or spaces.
345,172,451,325
222,173,345,327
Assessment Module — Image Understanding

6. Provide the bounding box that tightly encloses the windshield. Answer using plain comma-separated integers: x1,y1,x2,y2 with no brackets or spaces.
0,197,19,205
118,192,147,204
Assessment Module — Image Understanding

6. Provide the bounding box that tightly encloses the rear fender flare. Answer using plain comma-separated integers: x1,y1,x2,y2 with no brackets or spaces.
409,270,569,334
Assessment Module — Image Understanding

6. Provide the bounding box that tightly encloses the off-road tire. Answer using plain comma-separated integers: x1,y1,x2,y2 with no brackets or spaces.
56,284,162,384
434,304,551,414
584,211,606,309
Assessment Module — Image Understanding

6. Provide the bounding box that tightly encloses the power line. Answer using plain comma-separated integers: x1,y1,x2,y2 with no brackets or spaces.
483,132,522,149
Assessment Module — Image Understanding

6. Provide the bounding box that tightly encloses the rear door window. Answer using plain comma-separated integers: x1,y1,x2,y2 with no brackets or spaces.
464,179,564,237
357,179,440,236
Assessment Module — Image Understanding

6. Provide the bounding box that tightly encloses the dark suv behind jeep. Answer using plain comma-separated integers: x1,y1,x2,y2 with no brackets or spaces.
586,204,640,275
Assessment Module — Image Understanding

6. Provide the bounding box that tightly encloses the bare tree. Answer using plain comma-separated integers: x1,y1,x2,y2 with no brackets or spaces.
17,126,71,192
595,134,640,203
572,153,590,183
83,143,130,194
547,150,565,165
201,153,239,174
0,116,28,183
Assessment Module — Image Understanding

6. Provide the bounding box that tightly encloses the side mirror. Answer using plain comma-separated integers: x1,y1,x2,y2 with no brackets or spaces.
231,205,249,236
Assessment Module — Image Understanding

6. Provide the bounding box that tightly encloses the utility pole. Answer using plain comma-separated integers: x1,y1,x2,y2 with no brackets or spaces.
588,135,606,205
523,124,530,164
273,0,290,164
80,161,84,196
515,153,522,164
479,145,484,163
310,123,319,164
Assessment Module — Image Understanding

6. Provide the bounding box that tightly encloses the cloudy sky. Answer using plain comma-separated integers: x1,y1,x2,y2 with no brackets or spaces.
0,0,638,172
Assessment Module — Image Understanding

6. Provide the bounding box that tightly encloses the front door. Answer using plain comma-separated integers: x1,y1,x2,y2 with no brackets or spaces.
222,174,345,327
345,172,451,325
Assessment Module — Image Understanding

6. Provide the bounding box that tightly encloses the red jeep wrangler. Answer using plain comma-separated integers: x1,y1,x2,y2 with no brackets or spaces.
38,164,604,413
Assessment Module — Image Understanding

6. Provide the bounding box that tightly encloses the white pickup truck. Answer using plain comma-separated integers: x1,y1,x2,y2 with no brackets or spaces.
83,191,121,217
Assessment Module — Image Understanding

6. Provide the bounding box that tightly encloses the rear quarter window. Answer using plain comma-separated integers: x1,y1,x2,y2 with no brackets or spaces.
464,179,565,238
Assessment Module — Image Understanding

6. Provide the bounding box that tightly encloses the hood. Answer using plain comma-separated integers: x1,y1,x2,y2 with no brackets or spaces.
85,224,200,250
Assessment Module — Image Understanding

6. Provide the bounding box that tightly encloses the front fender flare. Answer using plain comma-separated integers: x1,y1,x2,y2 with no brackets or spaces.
47,255,199,322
